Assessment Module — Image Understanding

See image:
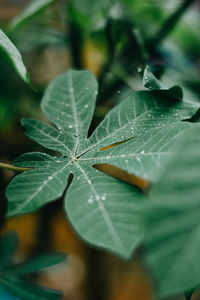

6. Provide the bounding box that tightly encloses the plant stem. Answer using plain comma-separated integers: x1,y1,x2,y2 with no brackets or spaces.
146,0,197,51
0,162,29,172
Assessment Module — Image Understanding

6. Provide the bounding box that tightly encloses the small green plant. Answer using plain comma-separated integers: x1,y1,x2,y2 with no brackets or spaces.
0,232,66,299
1,0,200,299
5,67,200,261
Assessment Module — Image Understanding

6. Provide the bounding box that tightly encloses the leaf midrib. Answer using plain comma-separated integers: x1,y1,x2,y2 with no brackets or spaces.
75,105,177,159
74,161,127,252
11,162,71,215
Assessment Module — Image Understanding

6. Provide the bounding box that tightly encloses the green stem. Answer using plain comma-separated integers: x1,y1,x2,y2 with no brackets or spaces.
146,0,197,51
0,162,29,172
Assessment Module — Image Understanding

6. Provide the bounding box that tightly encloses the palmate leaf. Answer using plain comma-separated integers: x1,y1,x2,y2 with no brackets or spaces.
0,233,65,300
143,65,183,99
8,0,57,32
143,125,200,298
6,70,199,258
0,29,30,84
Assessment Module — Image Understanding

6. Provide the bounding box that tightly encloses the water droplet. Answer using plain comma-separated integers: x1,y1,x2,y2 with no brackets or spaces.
69,125,73,129
136,156,141,162
117,90,121,94
120,154,126,158
121,136,125,138
106,155,111,159
137,67,142,72
95,195,100,200
175,113,178,116
125,159,128,164
101,194,106,201
88,179,91,184
148,114,151,117
88,197,93,204
94,91,98,95
131,127,134,130
48,176,53,180
141,150,144,154
77,176,80,181
161,114,164,118
69,88,74,93
84,104,89,108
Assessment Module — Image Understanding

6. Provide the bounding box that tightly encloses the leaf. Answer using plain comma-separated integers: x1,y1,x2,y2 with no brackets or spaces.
6,70,200,258
143,125,200,298
0,233,18,270
143,65,183,99
0,29,30,84
8,0,57,32
0,234,65,299
0,277,62,300
5,253,66,275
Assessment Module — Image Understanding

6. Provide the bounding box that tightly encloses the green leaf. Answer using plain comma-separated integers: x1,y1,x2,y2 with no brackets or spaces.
5,253,66,275
0,233,18,270
8,0,57,32
144,125,200,298
14,152,55,168
0,29,30,84
0,277,62,300
6,70,200,258
143,65,183,99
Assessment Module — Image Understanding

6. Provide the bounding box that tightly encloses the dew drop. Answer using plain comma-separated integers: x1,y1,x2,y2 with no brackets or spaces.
95,195,100,200
137,67,142,72
125,159,128,164
121,135,125,138
136,156,141,162
94,91,98,95
88,198,93,204
84,104,89,108
69,125,73,129
147,114,151,117
131,127,134,130
69,88,74,93
106,155,111,159
101,194,106,201
117,90,121,94
141,150,144,154
161,114,164,118
48,176,53,180
120,154,126,158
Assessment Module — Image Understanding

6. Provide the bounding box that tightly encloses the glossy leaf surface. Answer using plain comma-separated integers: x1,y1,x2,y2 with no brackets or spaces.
6,70,199,258
144,125,200,298
0,29,30,83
